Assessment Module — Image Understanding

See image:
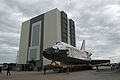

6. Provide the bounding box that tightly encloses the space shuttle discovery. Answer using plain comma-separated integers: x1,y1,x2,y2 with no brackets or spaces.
43,40,110,65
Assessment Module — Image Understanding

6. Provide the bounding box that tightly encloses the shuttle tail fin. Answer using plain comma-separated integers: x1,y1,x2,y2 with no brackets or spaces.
80,40,85,51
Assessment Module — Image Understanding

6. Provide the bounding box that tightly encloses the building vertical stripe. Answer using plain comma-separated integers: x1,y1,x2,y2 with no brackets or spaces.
28,14,44,68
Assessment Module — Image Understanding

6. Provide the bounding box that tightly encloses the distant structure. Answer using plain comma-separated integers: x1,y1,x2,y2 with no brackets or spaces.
17,8,76,70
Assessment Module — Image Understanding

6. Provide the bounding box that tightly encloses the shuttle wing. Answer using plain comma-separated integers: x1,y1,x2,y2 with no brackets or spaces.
85,59,110,65
60,56,110,65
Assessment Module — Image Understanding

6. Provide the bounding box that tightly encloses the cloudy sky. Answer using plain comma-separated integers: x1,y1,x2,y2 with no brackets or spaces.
0,0,120,63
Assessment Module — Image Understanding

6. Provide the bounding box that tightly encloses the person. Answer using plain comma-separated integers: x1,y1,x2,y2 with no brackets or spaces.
43,67,46,75
66,66,69,74
96,66,99,72
7,67,11,76
112,64,115,70
37,67,40,71
110,64,113,70
0,67,2,74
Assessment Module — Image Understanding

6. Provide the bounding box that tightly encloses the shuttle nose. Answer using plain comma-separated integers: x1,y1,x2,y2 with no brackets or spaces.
43,47,59,61
43,47,54,55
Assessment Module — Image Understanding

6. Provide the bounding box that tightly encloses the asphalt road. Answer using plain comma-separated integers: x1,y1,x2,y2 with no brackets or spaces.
0,67,120,80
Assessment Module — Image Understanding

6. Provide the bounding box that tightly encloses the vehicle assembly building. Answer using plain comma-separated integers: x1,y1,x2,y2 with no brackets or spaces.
17,8,76,70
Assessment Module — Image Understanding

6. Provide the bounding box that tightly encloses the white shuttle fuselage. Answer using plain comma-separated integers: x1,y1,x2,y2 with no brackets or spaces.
52,42,92,60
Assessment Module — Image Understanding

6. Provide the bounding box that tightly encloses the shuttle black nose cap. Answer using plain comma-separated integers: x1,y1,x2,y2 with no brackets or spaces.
43,49,50,55
43,50,47,54
43,47,53,55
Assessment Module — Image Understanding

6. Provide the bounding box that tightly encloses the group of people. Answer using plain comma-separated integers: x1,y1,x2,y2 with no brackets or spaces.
0,67,11,75
110,63,120,70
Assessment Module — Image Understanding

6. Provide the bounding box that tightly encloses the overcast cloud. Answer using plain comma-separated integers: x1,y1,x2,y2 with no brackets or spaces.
0,0,120,63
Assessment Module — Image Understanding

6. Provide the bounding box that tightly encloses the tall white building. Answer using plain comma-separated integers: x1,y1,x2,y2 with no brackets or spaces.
17,8,76,70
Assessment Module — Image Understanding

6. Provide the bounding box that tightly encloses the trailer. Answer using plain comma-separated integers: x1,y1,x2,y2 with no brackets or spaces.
44,61,92,72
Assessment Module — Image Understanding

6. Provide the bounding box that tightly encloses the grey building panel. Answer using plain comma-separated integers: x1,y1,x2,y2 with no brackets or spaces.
32,25,40,46
29,14,44,67
29,48,37,60
30,14,44,47
18,20,30,64
61,11,67,19
61,11,68,43
69,19,76,47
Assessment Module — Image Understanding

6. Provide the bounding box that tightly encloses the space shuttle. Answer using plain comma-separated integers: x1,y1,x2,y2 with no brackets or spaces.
43,40,110,65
